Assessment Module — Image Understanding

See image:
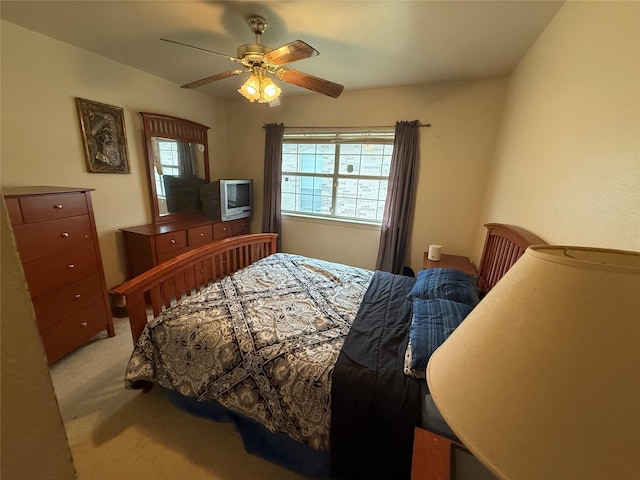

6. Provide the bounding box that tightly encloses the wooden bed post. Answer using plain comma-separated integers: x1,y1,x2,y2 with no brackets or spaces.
125,292,148,344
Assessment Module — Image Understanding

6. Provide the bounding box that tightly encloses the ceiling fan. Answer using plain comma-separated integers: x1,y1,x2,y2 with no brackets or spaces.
161,15,344,103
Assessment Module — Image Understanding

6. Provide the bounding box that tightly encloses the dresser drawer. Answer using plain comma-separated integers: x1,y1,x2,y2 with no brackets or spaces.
19,192,88,223
5,197,23,226
154,230,187,254
32,273,104,330
232,218,250,236
188,224,213,247
157,247,190,264
22,244,99,298
213,221,234,239
40,301,109,363
12,215,93,262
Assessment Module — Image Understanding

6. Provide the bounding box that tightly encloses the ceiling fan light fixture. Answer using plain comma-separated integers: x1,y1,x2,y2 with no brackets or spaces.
237,69,281,104
261,76,281,102
238,73,261,102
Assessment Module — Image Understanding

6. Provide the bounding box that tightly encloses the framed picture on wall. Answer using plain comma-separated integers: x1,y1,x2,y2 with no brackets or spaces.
75,98,130,173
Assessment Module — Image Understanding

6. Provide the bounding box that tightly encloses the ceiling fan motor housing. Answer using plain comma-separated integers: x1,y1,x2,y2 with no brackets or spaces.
239,16,272,67
237,43,273,66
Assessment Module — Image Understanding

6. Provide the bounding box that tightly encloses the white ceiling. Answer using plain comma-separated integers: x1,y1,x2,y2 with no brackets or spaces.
0,0,564,101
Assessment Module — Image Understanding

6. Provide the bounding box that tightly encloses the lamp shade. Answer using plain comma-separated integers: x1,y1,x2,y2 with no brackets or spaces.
260,76,281,102
427,246,640,480
237,73,261,102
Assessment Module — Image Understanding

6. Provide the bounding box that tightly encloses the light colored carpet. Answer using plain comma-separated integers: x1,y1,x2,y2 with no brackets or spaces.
49,318,309,480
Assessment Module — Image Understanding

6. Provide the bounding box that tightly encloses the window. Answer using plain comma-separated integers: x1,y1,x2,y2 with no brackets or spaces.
281,131,394,224
154,139,180,198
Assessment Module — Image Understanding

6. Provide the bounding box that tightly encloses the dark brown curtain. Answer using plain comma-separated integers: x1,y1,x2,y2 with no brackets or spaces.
262,123,284,251
375,120,420,273
177,141,196,176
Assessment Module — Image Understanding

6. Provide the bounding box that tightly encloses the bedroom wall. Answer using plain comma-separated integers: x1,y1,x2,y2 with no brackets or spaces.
473,0,639,257
0,20,230,288
224,79,508,272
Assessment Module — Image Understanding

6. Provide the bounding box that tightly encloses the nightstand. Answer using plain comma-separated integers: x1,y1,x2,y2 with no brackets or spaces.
411,427,497,480
423,253,477,276
411,427,464,480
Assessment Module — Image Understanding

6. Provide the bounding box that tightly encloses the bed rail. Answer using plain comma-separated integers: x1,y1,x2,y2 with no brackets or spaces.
112,233,278,343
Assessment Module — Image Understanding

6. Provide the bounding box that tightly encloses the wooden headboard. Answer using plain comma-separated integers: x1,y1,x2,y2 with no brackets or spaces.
477,223,546,295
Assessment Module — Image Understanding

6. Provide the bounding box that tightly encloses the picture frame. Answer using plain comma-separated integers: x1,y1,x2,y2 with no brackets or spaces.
75,98,130,173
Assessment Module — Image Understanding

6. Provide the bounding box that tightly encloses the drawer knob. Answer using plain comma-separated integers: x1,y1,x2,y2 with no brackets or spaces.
170,239,176,244
81,322,88,327
199,233,204,237
68,264,75,269
61,232,69,238
74,294,81,299
223,227,227,231
54,204,63,209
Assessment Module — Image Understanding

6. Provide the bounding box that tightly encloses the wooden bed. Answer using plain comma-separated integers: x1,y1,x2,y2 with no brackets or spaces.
111,224,545,479
113,224,545,343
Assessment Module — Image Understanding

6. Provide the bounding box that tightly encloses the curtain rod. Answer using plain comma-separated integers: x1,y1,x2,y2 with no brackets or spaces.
283,123,431,129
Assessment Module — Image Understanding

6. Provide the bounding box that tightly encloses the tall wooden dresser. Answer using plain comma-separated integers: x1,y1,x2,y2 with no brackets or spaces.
4,186,115,364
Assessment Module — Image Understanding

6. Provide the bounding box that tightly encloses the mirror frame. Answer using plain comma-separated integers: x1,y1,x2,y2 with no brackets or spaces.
140,112,210,224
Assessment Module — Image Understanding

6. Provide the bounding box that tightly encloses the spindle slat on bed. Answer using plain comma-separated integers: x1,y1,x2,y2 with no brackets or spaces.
148,286,161,317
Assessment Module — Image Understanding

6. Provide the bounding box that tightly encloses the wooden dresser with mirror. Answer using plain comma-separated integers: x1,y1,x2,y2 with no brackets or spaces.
120,112,250,279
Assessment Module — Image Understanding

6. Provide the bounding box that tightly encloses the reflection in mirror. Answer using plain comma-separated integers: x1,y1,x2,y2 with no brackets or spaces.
151,138,206,216
140,113,210,223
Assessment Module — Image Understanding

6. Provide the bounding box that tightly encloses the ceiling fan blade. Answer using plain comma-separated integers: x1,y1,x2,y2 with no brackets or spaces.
160,38,238,63
276,68,344,98
264,40,319,66
181,69,244,89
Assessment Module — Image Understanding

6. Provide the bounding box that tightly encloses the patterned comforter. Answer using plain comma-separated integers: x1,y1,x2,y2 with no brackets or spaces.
125,253,373,450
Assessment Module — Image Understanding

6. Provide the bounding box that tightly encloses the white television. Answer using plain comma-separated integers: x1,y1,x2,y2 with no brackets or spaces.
200,179,253,221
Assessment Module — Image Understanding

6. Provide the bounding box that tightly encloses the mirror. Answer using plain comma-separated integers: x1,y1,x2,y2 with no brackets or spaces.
140,112,210,223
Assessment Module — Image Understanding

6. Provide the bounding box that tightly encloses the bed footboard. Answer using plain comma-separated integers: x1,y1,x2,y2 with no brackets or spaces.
112,233,277,344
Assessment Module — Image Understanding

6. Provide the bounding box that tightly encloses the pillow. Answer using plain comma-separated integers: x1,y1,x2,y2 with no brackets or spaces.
406,268,479,307
404,298,474,378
